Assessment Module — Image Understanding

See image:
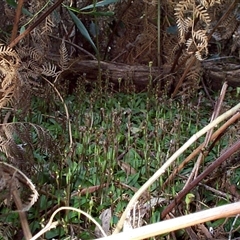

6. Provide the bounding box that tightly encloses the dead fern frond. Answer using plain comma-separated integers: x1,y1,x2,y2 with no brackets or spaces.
0,45,21,108
0,122,53,171
200,0,221,9
0,222,15,240
194,4,211,26
59,39,69,71
186,58,202,82
175,0,195,41
0,161,38,211
187,30,208,59
42,15,55,35
0,45,21,67
175,1,212,42
177,58,201,98
29,47,45,62
31,29,49,55
42,62,58,77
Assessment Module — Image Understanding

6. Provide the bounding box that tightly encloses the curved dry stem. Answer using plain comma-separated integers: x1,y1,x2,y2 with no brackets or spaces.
113,102,240,234
0,162,39,211
0,162,39,239
30,206,107,240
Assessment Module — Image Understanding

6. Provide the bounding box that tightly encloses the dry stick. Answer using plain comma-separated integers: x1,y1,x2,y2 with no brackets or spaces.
169,28,194,74
31,206,107,240
12,190,32,240
171,56,196,98
8,0,65,48
183,82,228,188
99,202,240,240
179,175,234,200
3,111,12,124
161,138,240,219
162,111,240,190
200,77,215,105
113,102,240,234
10,0,24,43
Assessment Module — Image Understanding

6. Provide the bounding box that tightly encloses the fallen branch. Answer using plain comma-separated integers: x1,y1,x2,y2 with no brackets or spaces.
70,60,161,89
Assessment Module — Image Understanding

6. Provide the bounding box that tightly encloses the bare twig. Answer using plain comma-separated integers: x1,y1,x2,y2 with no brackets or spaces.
161,138,240,219
31,207,107,240
10,0,24,43
12,190,32,240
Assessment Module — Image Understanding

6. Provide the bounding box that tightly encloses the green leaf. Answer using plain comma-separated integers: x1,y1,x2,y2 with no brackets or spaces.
63,4,114,16
185,193,195,213
81,0,120,11
185,193,195,205
127,172,140,185
62,4,81,13
89,22,99,37
46,228,64,239
68,10,98,54
20,26,25,35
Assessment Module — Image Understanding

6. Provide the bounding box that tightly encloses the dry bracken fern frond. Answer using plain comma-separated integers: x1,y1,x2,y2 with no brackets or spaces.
186,58,202,81
41,15,55,35
177,59,201,99
59,40,69,71
194,4,211,25
175,1,212,42
200,0,221,9
0,162,38,211
42,62,58,77
175,0,195,41
0,222,14,240
187,30,208,59
0,122,53,171
0,45,21,108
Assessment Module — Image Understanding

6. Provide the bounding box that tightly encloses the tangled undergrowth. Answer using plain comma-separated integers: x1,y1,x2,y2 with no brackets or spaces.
0,0,240,239
0,77,239,239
